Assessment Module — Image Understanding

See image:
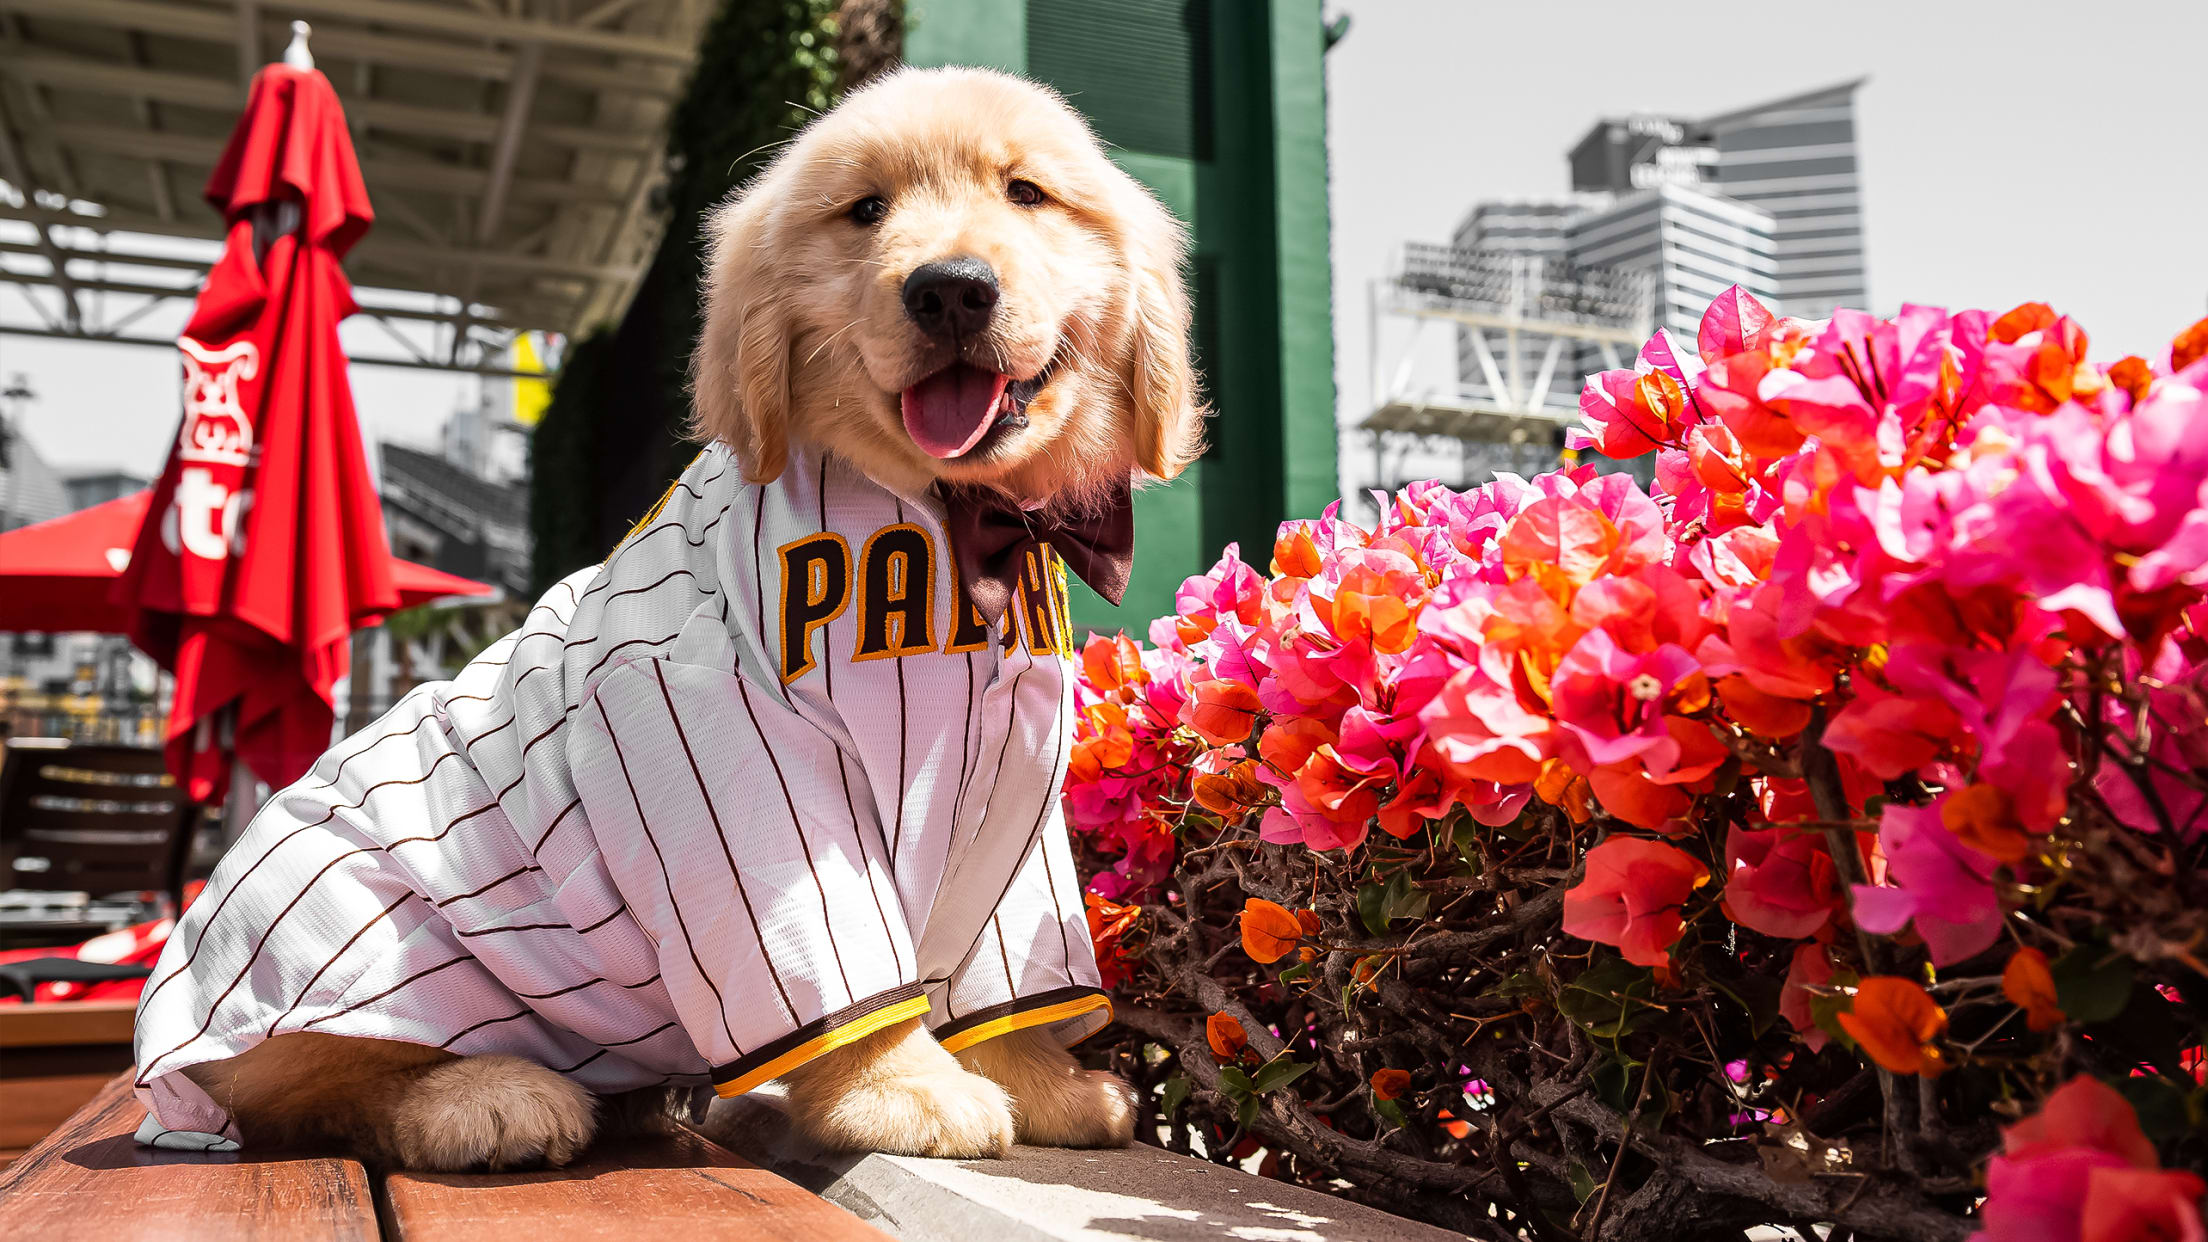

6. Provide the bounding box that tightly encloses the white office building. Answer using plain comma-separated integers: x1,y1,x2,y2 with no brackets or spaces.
1564,184,1779,342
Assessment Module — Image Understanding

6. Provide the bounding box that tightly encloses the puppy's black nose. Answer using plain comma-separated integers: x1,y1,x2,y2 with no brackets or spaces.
902,257,998,338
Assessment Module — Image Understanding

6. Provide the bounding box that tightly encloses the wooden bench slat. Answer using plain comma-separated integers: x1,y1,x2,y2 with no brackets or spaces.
379,1123,895,1242
0,1075,378,1242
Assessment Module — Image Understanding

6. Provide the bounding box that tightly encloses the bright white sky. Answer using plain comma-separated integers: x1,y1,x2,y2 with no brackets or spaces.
1325,0,2208,435
4,0,2205,493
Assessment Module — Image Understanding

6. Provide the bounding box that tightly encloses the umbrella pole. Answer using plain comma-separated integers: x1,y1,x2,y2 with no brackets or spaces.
214,707,261,848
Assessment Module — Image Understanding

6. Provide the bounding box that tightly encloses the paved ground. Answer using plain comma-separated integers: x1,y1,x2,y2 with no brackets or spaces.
702,1094,1475,1242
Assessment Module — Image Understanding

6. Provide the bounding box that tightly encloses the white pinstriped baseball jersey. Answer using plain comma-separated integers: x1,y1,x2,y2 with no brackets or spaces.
131,442,1107,1150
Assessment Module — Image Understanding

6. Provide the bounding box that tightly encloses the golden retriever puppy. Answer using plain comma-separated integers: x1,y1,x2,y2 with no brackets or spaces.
154,66,1199,1170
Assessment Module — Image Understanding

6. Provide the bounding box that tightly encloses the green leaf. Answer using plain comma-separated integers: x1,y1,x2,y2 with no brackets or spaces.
1591,1057,1637,1113
1567,1159,1598,1204
1558,959,1661,1039
1277,962,1311,984
1357,881,1391,937
1706,970,1783,1038
1236,1093,1260,1130
1495,970,1548,1004
1383,868,1431,923
1250,1057,1316,1095
2051,945,2136,1025
1373,1096,1408,1129
1160,1073,1191,1119
2117,1076,2190,1145
1217,1066,1256,1099
1451,819,1483,875
1808,968,1861,1049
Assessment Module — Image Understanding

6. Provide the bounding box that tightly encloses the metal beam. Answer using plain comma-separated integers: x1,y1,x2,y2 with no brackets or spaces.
2,202,644,285
0,0,694,62
0,267,509,329
0,0,687,95
0,322,551,378
576,0,650,29
476,43,542,244
234,0,259,91
47,123,629,207
0,54,659,157
0,96,81,331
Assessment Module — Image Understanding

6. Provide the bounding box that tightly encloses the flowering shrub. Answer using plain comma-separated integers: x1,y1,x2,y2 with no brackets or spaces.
1065,289,2208,1241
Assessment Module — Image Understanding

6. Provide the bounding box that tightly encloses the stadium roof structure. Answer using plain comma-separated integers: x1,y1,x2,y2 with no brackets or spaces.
0,0,715,374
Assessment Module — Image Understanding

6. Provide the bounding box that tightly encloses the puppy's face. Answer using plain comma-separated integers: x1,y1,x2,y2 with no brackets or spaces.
692,68,1202,507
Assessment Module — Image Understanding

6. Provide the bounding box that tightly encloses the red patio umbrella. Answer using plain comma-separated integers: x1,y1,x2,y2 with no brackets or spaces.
0,490,492,635
113,60,401,804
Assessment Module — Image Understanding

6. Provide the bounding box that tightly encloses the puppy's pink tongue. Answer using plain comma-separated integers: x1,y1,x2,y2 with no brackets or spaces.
901,363,1010,459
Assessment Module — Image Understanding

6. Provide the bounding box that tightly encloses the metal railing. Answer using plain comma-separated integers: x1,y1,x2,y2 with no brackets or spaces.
1394,243,1654,327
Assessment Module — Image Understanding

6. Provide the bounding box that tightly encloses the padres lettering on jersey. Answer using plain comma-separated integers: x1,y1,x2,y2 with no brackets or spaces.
130,442,1107,1150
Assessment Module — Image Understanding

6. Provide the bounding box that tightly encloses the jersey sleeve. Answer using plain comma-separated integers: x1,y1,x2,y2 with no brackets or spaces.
571,652,924,1097
924,814,1110,1054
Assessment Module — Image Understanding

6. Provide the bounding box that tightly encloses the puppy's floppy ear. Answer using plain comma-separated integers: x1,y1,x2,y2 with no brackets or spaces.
1116,188,1204,482
689,191,791,483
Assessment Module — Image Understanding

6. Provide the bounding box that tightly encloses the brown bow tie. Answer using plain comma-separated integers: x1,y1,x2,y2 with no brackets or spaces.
942,481,1135,625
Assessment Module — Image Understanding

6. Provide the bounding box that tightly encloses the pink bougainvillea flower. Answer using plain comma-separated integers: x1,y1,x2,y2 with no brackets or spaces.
1720,825,1838,940
1562,836,1710,966
1574,360,1691,460
1976,1075,2207,1242
1820,681,1962,781
1778,942,1834,1052
1548,629,1708,774
1697,285,1779,364
1851,800,2004,966
1420,664,1555,785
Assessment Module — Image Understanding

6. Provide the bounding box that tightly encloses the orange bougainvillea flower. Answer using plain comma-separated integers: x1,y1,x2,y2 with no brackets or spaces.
1371,1068,1411,1100
2002,946,2063,1032
1240,898,1304,964
1838,976,1949,1076
2173,315,2208,373
1294,908,1323,936
1186,677,1264,746
1080,633,1148,701
1272,526,1323,579
2107,356,2155,404
1940,782,2030,864
1191,758,1267,819
1084,893,1142,989
1206,1011,1248,1061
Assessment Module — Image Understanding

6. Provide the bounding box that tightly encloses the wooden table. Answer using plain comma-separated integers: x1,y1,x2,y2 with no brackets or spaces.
0,1076,895,1241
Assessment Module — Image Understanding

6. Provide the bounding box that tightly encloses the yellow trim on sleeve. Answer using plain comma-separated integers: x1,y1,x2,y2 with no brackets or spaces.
937,992,1114,1055
711,994,933,1098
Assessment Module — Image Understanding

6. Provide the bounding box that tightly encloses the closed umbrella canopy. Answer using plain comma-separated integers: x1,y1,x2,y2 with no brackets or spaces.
112,62,402,802
0,490,491,635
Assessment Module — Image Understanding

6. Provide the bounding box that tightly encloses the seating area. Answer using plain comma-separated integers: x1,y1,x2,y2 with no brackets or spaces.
0,738,201,952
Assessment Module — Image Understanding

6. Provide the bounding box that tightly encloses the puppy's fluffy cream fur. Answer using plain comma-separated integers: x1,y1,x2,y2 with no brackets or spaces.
691,65,1203,511
181,66,1189,1170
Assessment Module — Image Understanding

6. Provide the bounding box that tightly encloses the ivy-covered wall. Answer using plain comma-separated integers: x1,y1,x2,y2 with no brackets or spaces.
530,0,846,593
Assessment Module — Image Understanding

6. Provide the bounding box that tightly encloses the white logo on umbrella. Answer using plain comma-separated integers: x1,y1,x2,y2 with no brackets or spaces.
164,338,261,563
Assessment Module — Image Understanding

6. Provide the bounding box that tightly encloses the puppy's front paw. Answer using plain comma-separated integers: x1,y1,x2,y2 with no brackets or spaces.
1012,1068,1138,1149
956,1028,1138,1149
794,1067,1016,1159
389,1054,596,1171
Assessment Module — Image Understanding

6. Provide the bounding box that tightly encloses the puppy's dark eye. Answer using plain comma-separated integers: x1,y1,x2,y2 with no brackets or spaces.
1007,179,1046,207
849,195,888,226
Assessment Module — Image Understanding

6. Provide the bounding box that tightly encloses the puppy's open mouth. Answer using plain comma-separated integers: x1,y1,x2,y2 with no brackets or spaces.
900,358,1056,459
